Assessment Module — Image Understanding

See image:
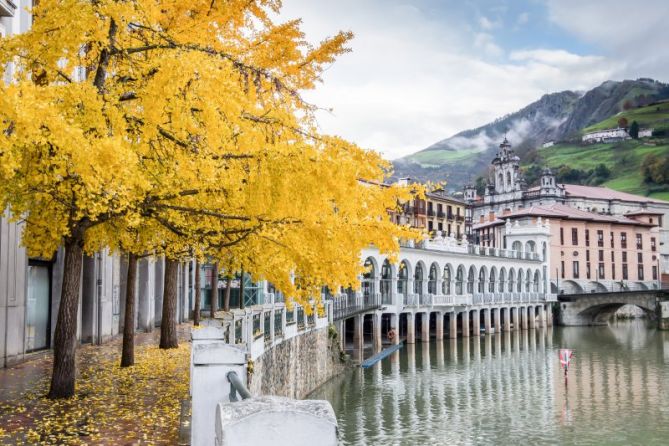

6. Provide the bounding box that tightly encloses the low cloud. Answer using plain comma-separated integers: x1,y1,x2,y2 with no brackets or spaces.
278,0,660,160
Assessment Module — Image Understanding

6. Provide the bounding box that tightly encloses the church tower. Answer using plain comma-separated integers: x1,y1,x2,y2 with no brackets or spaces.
491,137,521,195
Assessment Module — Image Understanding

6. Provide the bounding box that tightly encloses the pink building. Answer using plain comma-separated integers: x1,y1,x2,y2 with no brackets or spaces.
474,204,661,293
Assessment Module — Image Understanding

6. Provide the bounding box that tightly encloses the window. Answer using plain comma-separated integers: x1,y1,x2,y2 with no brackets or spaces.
598,250,604,262
571,228,578,245
638,265,644,280
597,230,604,247
561,261,565,279
622,264,628,280
428,221,433,232
651,237,656,252
598,263,605,279
610,231,614,248
447,224,452,236
572,261,579,279
622,252,627,263
586,251,590,261
560,228,564,245
620,232,627,249
612,264,616,280
585,229,590,246
611,252,615,263
637,253,643,263
650,217,654,224
586,262,591,279
636,234,643,250
438,223,443,231
653,266,658,280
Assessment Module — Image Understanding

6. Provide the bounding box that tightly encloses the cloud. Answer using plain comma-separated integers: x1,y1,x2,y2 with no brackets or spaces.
546,0,669,80
474,32,504,57
277,0,647,160
517,12,529,25
479,16,499,30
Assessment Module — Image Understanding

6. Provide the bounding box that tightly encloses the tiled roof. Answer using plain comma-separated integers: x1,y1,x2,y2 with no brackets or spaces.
502,203,655,226
561,184,667,204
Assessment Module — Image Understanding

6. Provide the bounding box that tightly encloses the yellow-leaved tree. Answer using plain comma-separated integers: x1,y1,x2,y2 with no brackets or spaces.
0,0,421,399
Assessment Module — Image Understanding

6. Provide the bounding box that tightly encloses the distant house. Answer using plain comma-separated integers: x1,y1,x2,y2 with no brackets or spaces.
582,127,654,143
542,141,555,148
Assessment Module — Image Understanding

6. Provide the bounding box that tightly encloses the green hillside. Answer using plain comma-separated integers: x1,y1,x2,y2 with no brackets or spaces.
581,101,669,134
532,140,669,200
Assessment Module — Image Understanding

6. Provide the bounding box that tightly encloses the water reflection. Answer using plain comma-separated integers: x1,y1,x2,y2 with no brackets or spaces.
310,321,669,445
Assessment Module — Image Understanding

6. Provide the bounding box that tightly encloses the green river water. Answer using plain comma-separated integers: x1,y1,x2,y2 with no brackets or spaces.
310,321,669,445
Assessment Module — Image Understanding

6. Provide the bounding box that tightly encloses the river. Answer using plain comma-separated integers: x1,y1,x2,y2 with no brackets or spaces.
309,321,669,445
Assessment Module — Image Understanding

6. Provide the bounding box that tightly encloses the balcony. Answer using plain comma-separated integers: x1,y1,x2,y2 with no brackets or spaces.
456,215,464,222
437,211,446,218
0,0,17,17
427,208,435,217
414,207,427,216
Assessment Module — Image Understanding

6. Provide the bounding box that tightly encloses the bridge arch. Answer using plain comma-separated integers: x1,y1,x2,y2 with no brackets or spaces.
565,293,659,326
561,280,583,294
586,281,607,293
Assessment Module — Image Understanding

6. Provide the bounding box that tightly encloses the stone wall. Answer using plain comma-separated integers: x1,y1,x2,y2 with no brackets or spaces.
249,326,346,399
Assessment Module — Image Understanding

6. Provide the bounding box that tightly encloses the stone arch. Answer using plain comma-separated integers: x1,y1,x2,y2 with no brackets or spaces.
542,242,547,261
362,257,378,299
525,267,532,292
478,266,487,293
512,240,523,252
508,267,515,293
525,240,536,252
428,262,440,294
575,300,655,325
442,263,453,294
586,281,607,293
489,267,497,293
380,259,394,302
636,282,649,290
414,261,426,297
561,280,583,294
517,269,524,292
467,265,477,294
533,270,540,292
397,259,411,296
499,267,506,292
456,264,466,295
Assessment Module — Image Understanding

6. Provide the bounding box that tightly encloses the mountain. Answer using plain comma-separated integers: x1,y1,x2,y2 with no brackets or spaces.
392,78,669,191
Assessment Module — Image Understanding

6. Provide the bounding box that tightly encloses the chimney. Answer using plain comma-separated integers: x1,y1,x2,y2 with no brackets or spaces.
488,211,495,221
503,208,511,216
479,215,484,223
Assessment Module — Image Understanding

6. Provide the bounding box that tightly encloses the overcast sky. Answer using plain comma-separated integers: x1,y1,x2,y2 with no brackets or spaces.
279,0,669,159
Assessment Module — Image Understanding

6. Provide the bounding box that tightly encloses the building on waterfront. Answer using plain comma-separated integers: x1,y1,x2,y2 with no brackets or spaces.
472,204,661,294
394,179,469,240
464,138,669,278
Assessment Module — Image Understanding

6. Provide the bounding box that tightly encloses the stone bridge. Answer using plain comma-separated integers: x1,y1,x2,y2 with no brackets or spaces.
558,289,669,327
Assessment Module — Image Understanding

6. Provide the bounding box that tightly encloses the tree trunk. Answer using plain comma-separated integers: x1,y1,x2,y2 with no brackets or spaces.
48,236,84,399
193,260,201,326
239,267,245,310
159,259,179,349
210,262,218,317
121,253,137,367
223,276,231,312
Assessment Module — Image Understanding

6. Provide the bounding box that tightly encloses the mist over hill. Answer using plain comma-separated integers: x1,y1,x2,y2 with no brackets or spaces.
392,78,669,191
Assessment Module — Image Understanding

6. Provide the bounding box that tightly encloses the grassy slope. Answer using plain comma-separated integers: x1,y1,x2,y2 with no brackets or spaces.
582,101,669,133
534,140,669,200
